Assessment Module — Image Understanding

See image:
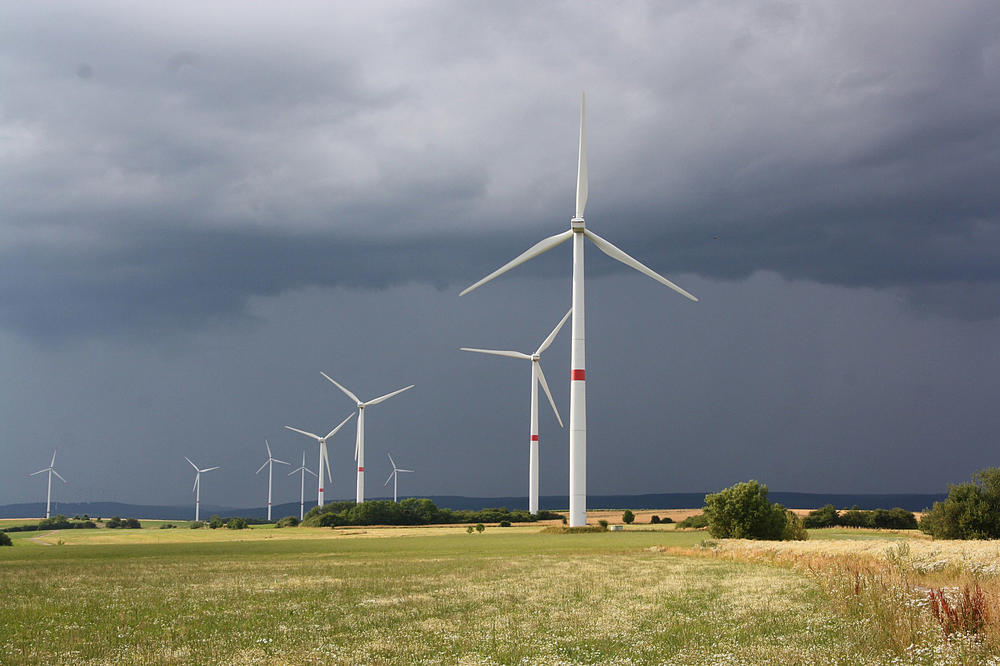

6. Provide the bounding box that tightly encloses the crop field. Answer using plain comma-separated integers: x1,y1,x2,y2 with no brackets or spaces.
2,522,1000,665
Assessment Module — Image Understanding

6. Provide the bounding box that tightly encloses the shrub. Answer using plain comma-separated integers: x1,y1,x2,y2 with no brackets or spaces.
475,523,485,533
498,520,511,527
839,507,874,529
159,523,176,529
226,517,248,530
208,515,225,529
466,525,474,534
660,516,674,524
650,515,660,524
704,480,806,540
782,511,808,541
275,516,299,528
125,518,141,529
597,519,609,530
190,521,205,529
676,513,709,529
920,468,1000,540
107,516,141,529
0,532,11,546
38,515,72,530
622,510,635,524
803,504,839,528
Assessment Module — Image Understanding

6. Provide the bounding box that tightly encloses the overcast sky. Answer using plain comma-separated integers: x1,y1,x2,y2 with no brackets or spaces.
2,1,999,509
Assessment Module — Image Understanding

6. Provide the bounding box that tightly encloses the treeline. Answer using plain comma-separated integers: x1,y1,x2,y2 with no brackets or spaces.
1,515,98,532
302,498,563,527
803,505,917,529
920,468,1000,540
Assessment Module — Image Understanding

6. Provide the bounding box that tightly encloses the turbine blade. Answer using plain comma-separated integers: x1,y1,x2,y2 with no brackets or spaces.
256,461,269,475
584,229,698,302
536,308,572,355
193,474,199,493
203,466,220,472
387,452,396,469
272,458,290,466
288,466,304,476
50,450,57,467
324,412,356,440
354,427,360,461
576,92,588,219
320,372,361,404
285,425,322,442
535,361,563,428
365,384,414,407
29,468,47,476
305,467,318,478
385,472,394,487
460,229,573,296
459,348,531,360
322,443,333,483
397,469,414,473
185,456,199,470
52,470,67,483
265,440,272,458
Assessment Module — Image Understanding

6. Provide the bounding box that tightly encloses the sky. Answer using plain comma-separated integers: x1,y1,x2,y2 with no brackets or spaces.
2,1,999,509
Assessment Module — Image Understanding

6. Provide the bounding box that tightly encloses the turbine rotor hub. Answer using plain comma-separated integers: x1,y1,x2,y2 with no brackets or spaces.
571,217,585,231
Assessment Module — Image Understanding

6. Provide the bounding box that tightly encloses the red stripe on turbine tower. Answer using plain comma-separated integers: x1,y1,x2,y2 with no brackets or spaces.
531,435,539,441
572,369,586,381
358,467,365,472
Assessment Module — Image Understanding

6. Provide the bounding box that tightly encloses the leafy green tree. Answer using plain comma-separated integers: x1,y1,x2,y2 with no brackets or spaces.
598,519,609,530
803,504,839,528
921,469,1000,540
0,532,11,546
704,480,806,541
475,523,485,533
225,517,248,530
622,510,635,524
650,515,660,524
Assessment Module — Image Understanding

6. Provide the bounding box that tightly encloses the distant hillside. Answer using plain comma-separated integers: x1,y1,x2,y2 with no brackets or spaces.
0,491,946,520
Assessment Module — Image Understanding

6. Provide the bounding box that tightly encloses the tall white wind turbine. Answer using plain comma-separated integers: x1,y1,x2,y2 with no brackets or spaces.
255,440,290,521
461,93,698,527
30,450,66,519
320,373,414,504
185,456,219,522
461,308,571,514
284,412,354,508
288,451,318,521
383,452,413,503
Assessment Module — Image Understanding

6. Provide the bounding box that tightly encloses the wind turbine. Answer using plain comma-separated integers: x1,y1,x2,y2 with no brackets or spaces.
460,94,698,527
383,452,413,503
320,373,414,504
461,308,571,514
185,456,219,522
288,451,318,521
255,440,289,521
284,412,354,507
30,450,66,519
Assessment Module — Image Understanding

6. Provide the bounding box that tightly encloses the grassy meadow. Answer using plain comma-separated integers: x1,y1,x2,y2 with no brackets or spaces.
2,520,1000,664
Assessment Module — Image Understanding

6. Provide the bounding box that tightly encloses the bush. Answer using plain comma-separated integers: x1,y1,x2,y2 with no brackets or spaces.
660,516,674,524
466,525,474,533
0,532,11,546
498,520,511,527
803,504,839,528
622,510,635,524
475,523,485,533
106,516,141,529
597,519,609,530
704,480,806,541
650,515,660,524
782,511,808,541
839,507,873,528
921,468,1000,539
159,523,176,529
275,516,299,528
226,517,248,530
190,521,205,529
208,515,225,529
676,513,709,529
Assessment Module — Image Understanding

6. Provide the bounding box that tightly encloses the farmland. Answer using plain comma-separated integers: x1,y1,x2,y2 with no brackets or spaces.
2,521,999,664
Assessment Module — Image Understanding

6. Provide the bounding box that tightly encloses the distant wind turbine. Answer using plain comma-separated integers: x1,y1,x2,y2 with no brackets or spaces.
320,373,414,504
30,450,66,519
461,308,571,514
185,456,219,522
383,453,413,503
460,93,698,527
288,451,318,521
284,412,354,507
255,440,289,521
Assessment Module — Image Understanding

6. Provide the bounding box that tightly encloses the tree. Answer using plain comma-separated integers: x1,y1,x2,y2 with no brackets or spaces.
475,523,485,533
704,480,806,541
0,532,11,547
921,468,1000,540
226,517,248,530
650,515,660,524
803,504,839,528
622,510,635,524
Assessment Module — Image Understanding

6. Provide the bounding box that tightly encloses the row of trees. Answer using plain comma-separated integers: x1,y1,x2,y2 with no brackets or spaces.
803,505,917,529
303,498,563,527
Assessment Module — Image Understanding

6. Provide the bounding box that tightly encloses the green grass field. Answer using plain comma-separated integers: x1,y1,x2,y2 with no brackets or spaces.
2,523,962,665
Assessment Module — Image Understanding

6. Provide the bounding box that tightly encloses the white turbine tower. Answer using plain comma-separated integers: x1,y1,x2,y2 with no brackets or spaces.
284,412,354,508
255,440,289,521
288,451,318,521
461,94,698,527
30,450,66,519
383,453,413,503
461,308,571,514
185,457,219,522
320,373,414,504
